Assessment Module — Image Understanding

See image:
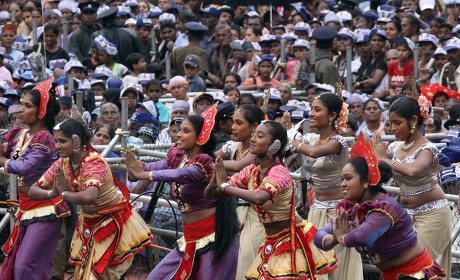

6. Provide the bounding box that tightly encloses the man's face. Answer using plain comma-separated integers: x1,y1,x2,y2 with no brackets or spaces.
1,31,15,48
188,0,202,11
215,28,230,46
247,17,261,29
81,10,97,26
402,0,416,11
161,27,176,41
147,84,162,102
137,26,152,40
279,86,291,105
401,17,413,37
434,54,448,70
447,48,460,67
201,13,217,29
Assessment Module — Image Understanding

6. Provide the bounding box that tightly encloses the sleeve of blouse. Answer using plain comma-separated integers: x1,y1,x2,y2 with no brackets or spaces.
330,135,348,156
5,141,53,176
259,165,291,199
343,212,392,248
81,158,108,190
418,143,439,163
314,223,333,250
144,159,168,171
228,164,254,189
152,165,207,183
221,141,234,159
37,159,62,190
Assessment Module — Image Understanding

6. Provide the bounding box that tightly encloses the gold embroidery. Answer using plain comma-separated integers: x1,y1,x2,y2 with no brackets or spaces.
366,208,395,227
29,142,51,151
184,253,190,261
180,270,187,280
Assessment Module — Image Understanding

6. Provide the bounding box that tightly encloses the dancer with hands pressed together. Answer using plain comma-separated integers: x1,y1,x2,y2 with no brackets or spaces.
205,121,337,280
315,133,445,280
371,95,451,278
29,119,153,280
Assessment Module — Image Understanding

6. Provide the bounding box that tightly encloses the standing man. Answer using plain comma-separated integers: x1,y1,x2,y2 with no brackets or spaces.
207,24,232,88
69,1,101,62
296,26,339,89
199,7,219,55
93,7,145,66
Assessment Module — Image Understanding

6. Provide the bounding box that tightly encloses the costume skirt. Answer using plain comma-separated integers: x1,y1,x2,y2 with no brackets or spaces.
410,203,452,280
147,215,239,280
70,203,153,280
381,249,445,280
308,204,364,280
245,221,337,280
236,205,266,280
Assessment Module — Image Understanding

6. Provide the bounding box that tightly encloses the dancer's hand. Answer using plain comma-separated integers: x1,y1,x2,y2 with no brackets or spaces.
54,167,68,194
332,207,352,245
215,157,228,187
124,150,145,179
371,132,388,160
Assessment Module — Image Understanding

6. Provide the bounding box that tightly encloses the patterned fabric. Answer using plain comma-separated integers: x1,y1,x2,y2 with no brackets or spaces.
388,142,439,194
144,147,216,213
228,164,292,223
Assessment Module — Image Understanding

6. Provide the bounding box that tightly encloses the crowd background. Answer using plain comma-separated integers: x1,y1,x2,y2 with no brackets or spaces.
2,0,460,278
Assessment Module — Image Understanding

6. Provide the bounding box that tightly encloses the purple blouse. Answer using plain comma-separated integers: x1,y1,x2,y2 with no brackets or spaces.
143,147,215,213
5,127,58,187
314,194,417,264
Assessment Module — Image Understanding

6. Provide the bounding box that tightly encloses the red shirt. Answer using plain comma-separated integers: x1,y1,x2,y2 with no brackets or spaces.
388,60,414,94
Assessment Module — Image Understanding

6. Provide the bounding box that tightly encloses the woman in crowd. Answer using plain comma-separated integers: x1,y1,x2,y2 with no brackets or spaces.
125,108,239,279
357,98,385,137
99,102,121,128
291,93,363,280
223,72,242,88
0,78,65,279
388,37,414,97
315,133,445,280
215,104,265,279
239,54,281,91
29,118,153,279
354,30,387,95
372,96,452,277
43,22,70,68
205,121,337,279
385,18,402,47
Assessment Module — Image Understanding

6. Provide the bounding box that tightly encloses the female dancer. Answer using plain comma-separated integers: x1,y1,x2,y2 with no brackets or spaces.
291,93,363,280
215,104,266,279
125,108,239,280
28,118,153,279
0,78,65,280
315,133,445,280
205,121,337,279
372,96,452,278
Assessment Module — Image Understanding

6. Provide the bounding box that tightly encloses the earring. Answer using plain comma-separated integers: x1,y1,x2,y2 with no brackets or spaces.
329,119,333,125
363,184,368,189
73,148,80,154
410,124,416,134
267,139,281,160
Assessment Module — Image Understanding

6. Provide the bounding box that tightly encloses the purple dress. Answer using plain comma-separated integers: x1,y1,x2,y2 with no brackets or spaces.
143,148,238,280
1,127,63,280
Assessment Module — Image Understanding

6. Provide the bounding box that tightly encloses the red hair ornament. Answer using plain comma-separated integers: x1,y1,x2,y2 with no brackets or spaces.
197,103,218,145
350,132,381,186
33,77,55,119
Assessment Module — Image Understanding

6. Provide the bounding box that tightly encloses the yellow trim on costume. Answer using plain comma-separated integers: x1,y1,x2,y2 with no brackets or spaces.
177,232,216,252
366,208,395,227
20,204,59,221
29,142,51,151
191,161,208,181
4,159,9,173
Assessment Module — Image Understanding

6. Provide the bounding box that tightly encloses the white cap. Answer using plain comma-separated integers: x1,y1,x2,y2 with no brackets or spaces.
125,18,137,26
262,88,281,100
323,11,343,27
160,13,176,23
336,11,352,22
64,60,85,72
433,46,448,56
337,27,356,41
292,39,310,49
420,0,435,10
418,33,439,46
444,37,460,51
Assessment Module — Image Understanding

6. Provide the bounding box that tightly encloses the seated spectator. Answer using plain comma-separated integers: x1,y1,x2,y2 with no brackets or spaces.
99,102,120,127
238,54,281,90
223,86,240,105
183,54,206,92
192,92,214,114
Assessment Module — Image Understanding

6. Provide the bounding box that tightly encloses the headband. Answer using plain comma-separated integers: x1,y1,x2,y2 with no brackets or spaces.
350,132,380,186
197,103,218,145
33,77,54,119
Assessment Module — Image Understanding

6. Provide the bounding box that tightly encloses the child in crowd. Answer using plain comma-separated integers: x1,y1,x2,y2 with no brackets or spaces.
94,35,128,79
123,52,147,85
183,54,206,92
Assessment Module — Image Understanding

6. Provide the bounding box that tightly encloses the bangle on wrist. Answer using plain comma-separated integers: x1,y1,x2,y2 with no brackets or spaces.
220,182,231,194
148,171,154,181
61,191,69,199
391,161,398,170
47,189,54,199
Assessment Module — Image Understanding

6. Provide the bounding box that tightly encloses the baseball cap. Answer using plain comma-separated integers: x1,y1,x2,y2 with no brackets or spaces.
172,100,190,113
183,54,201,68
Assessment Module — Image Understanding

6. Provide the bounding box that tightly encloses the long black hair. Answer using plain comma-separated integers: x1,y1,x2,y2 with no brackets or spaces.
186,115,216,159
389,96,423,127
316,93,343,125
27,89,60,133
55,118,90,145
184,115,238,263
348,157,392,197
